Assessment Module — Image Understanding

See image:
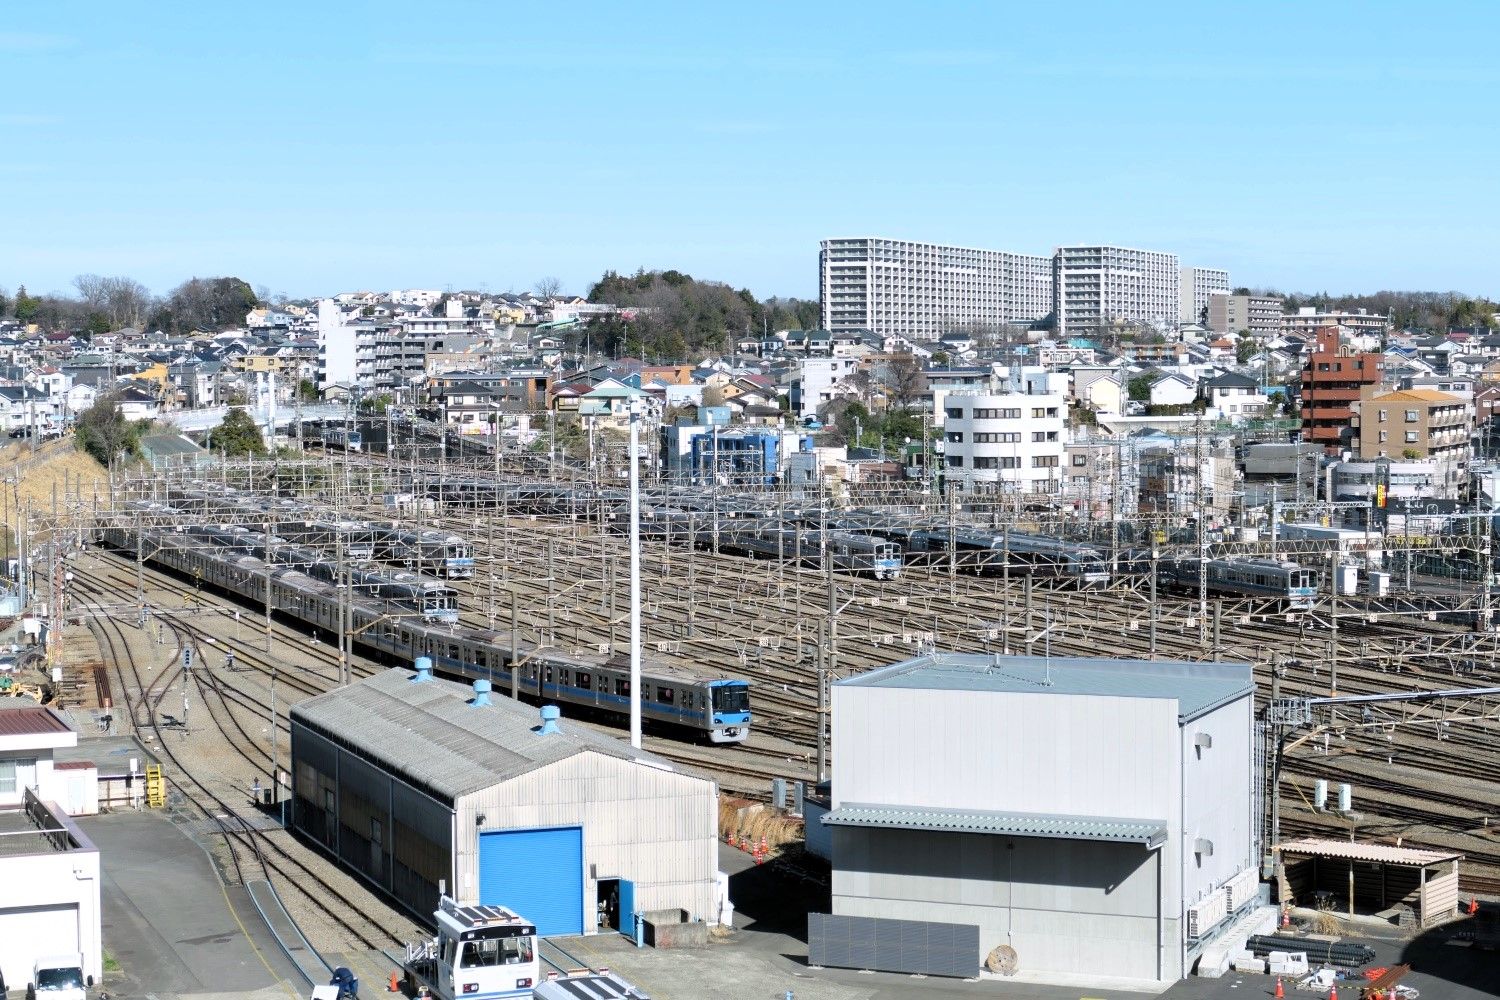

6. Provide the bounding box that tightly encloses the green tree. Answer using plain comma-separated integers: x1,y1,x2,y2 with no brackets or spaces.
0,287,9,318
1127,375,1154,401
206,407,267,457
359,393,393,415
1235,331,1257,365
74,398,142,467
13,285,40,323
297,379,320,402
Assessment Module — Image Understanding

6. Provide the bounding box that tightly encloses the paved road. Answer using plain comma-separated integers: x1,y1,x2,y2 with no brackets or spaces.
80,811,301,999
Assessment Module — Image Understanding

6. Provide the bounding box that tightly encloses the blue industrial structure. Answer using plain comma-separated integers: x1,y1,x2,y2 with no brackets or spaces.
661,424,813,485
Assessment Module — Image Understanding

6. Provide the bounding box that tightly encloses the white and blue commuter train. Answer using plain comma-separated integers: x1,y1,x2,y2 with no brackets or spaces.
100,511,752,743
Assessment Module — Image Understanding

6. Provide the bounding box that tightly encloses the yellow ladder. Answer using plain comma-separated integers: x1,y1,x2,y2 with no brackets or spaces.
145,764,165,808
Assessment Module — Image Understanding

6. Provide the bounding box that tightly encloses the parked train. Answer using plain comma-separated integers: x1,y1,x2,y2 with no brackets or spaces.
881,524,1110,587
302,421,363,452
158,519,459,623
717,522,903,579
168,486,473,579
97,515,752,743
1155,556,1320,610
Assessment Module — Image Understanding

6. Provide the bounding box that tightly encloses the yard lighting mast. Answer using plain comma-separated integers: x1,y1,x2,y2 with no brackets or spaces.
628,395,643,749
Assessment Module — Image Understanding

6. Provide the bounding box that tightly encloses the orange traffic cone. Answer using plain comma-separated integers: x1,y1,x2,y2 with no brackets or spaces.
760,834,769,855
388,970,401,993
1281,905,1291,928
1469,897,1480,915
1274,977,1284,999
1329,983,1338,1000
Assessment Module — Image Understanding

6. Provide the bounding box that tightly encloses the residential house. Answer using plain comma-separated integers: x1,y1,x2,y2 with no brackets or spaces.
115,385,161,421
1144,370,1196,408
1199,372,1268,421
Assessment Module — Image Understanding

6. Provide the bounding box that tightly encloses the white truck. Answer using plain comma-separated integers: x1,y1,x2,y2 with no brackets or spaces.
25,955,90,1000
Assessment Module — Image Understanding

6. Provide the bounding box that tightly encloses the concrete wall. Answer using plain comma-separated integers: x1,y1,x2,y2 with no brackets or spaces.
1179,695,1255,912
454,751,717,933
0,811,101,988
832,827,1174,982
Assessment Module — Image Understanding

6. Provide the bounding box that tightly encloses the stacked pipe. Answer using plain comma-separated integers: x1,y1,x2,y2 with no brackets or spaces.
1245,935,1376,970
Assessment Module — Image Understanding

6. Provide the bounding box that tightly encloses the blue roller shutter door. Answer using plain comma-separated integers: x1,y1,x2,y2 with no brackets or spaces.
478,826,584,937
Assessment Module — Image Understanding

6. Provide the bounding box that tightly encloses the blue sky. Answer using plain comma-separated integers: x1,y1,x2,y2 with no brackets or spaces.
3,1,1497,302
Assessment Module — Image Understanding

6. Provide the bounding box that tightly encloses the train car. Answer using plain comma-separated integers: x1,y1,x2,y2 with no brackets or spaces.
1157,556,1319,610
906,528,1111,586
322,426,363,452
716,523,904,580
99,520,752,745
369,525,475,579
273,518,378,561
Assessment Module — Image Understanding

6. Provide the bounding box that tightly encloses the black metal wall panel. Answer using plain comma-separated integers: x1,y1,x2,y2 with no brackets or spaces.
808,913,979,979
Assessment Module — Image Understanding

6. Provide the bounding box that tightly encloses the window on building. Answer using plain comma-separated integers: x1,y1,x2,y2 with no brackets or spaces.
1405,410,1419,422
0,759,13,794
1405,431,1419,443
1033,455,1059,468
1031,408,1046,418
1072,455,1088,467
946,432,964,443
998,456,1020,469
1378,431,1388,443
1378,409,1387,422
945,407,963,419
946,455,964,468
973,457,998,469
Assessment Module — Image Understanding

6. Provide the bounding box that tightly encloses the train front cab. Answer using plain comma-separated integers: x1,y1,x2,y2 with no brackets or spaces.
406,896,538,1000
708,679,751,743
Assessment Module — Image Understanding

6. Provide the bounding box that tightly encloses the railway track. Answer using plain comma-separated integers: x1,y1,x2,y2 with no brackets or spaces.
69,570,419,959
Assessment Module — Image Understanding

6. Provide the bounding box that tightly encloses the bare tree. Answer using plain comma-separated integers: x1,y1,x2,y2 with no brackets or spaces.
879,354,927,411
535,276,563,299
74,274,151,329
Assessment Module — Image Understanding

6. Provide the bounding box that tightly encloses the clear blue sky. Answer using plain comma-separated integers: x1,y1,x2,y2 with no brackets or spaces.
4,1,1497,303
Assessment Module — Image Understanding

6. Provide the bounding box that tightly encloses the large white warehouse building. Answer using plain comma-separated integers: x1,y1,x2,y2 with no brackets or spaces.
817,654,1258,987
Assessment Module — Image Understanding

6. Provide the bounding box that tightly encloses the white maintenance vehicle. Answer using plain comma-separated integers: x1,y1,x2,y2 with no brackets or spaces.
401,897,647,1000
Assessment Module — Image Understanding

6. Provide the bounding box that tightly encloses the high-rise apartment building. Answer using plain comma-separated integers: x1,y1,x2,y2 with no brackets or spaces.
1207,292,1285,337
1179,266,1230,323
1053,245,1180,337
818,237,1053,341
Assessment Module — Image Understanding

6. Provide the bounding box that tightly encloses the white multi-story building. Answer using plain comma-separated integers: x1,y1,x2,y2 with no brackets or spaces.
1053,245,1180,337
941,383,1068,494
316,299,378,389
819,237,1053,341
1281,307,1390,340
1180,266,1230,323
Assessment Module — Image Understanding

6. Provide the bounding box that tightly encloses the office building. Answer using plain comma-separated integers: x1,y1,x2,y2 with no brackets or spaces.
941,381,1068,494
819,238,1053,341
1053,245,1180,337
1351,387,1470,495
1180,267,1230,323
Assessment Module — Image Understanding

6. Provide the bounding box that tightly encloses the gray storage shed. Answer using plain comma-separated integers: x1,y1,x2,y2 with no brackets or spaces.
822,653,1259,987
289,665,718,937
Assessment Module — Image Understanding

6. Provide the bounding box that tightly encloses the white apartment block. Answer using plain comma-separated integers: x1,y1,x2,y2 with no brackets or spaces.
819,237,1052,342
941,388,1068,494
1053,245,1180,337
1179,266,1230,323
1207,292,1285,337
1281,307,1390,339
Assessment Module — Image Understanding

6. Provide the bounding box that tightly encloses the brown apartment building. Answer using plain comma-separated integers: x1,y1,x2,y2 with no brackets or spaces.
1350,387,1470,473
1300,327,1383,454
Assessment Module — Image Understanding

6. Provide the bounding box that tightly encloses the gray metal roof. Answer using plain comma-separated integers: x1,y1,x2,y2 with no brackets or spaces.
290,667,681,803
838,653,1253,723
822,803,1167,848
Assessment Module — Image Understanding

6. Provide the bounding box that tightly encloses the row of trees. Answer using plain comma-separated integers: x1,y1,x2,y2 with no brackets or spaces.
0,275,261,335
1237,288,1498,333
585,268,820,359
74,397,268,468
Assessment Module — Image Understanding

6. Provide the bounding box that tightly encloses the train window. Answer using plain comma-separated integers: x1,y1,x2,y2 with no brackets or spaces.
657,686,675,705
577,671,591,690
543,667,553,683
615,678,629,697
400,631,409,644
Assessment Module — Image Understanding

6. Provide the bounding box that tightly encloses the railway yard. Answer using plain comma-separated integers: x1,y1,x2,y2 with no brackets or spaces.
19,450,1500,988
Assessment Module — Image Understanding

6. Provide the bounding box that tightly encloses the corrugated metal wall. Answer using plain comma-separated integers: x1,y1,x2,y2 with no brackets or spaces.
290,721,454,920
831,827,1174,981
454,751,717,933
